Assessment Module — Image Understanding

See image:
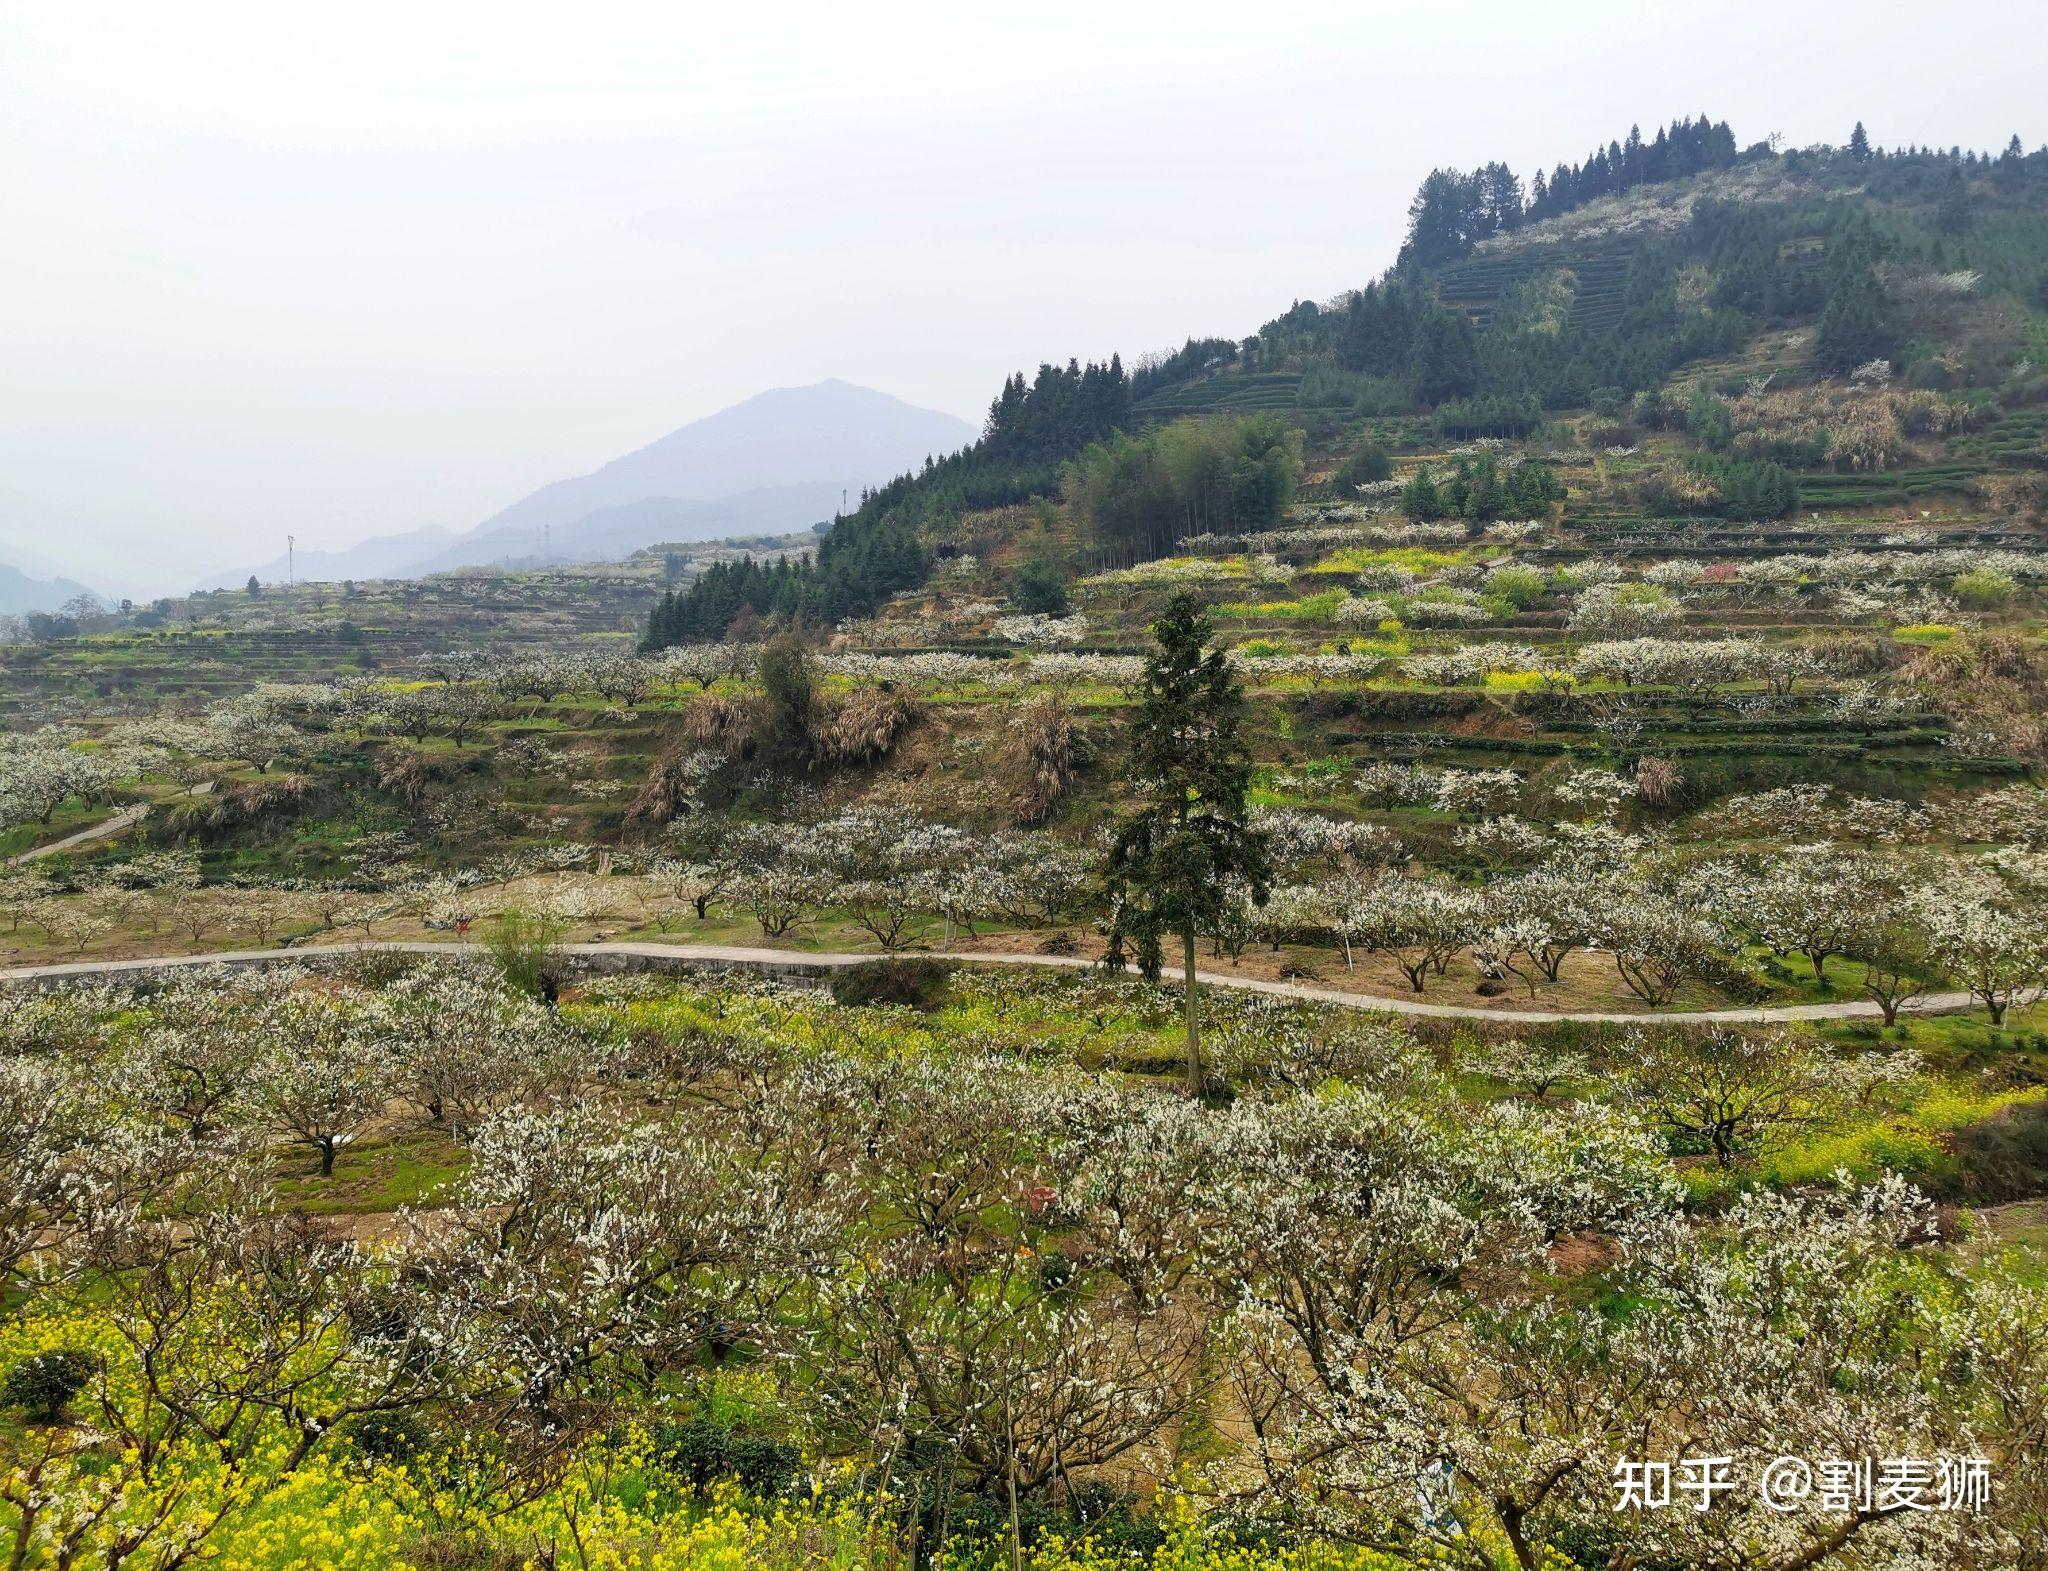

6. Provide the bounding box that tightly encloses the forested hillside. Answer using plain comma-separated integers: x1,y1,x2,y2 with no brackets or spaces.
646,117,2048,649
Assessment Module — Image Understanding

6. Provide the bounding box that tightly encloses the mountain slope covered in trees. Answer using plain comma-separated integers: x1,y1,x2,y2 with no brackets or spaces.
647,117,2048,649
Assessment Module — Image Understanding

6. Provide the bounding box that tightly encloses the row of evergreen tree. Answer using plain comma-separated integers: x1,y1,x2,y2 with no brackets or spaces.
1398,117,2044,273
1400,454,1565,524
1400,115,1741,269
1526,115,1742,225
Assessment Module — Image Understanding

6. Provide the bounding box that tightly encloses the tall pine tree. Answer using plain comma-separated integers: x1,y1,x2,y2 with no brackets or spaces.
1102,593,1271,1094
1409,308,1480,404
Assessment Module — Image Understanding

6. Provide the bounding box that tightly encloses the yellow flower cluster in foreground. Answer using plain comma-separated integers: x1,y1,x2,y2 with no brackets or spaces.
3,1305,1478,1571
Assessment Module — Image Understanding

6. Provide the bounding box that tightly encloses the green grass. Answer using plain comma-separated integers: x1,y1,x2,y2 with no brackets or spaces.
271,1129,470,1214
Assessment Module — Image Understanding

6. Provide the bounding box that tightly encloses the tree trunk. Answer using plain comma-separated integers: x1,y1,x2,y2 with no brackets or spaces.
1183,928,1200,1097
1006,1390,1023,1571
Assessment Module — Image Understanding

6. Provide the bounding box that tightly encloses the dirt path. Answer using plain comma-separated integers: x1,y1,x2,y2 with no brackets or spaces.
0,939,1988,1025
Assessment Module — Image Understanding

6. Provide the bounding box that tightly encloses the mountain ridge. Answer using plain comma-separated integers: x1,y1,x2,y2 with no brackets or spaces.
0,561,99,618
196,381,974,591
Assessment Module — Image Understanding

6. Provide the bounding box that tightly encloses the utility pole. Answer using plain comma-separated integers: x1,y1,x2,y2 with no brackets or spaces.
287,535,295,587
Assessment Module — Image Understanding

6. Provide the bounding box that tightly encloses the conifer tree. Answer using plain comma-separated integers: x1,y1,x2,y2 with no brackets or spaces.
1409,309,1479,404
1102,592,1270,1094
1815,266,1904,374
1937,162,1972,234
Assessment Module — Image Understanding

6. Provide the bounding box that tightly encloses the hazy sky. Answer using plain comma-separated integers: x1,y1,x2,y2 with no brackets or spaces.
0,2,2037,596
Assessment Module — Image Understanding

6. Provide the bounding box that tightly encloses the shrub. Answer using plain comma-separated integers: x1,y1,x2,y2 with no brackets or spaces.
341,1410,435,1467
1950,1098,2048,1201
334,946,425,988
815,687,924,768
1953,567,2017,610
624,745,708,827
164,775,311,841
3,1349,94,1423
1485,567,1547,609
654,1419,802,1496
486,908,570,1004
1010,552,1071,616
1000,694,1084,827
1330,445,1392,493
829,958,953,1011
756,634,819,774
1690,454,1798,520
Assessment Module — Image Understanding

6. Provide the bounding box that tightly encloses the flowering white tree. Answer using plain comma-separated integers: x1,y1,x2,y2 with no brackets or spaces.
202,696,305,772
399,1100,810,1419
732,861,823,940
1551,767,1639,822
1622,1026,1914,1167
1454,814,1554,871
1566,581,1683,639
800,807,967,951
1349,874,1483,991
384,967,577,1137
246,992,397,1175
1709,846,1896,982
0,730,127,830
108,968,287,1137
793,1055,1200,1513
1207,1088,1676,1564
0,1055,82,1285
1600,884,1732,1006
1911,865,2048,1023
1255,1174,2002,1571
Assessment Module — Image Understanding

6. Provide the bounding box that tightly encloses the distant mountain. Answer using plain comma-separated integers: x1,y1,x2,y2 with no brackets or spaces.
198,524,460,593
196,381,974,591
0,489,127,603
402,484,849,576
0,562,99,616
470,380,972,540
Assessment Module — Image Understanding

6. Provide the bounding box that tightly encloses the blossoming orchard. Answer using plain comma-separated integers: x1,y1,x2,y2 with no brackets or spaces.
6,99,2048,1571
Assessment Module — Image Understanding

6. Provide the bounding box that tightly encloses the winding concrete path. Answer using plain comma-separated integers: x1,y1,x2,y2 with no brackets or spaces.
8,782,215,866
8,803,150,864
0,939,1988,1025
